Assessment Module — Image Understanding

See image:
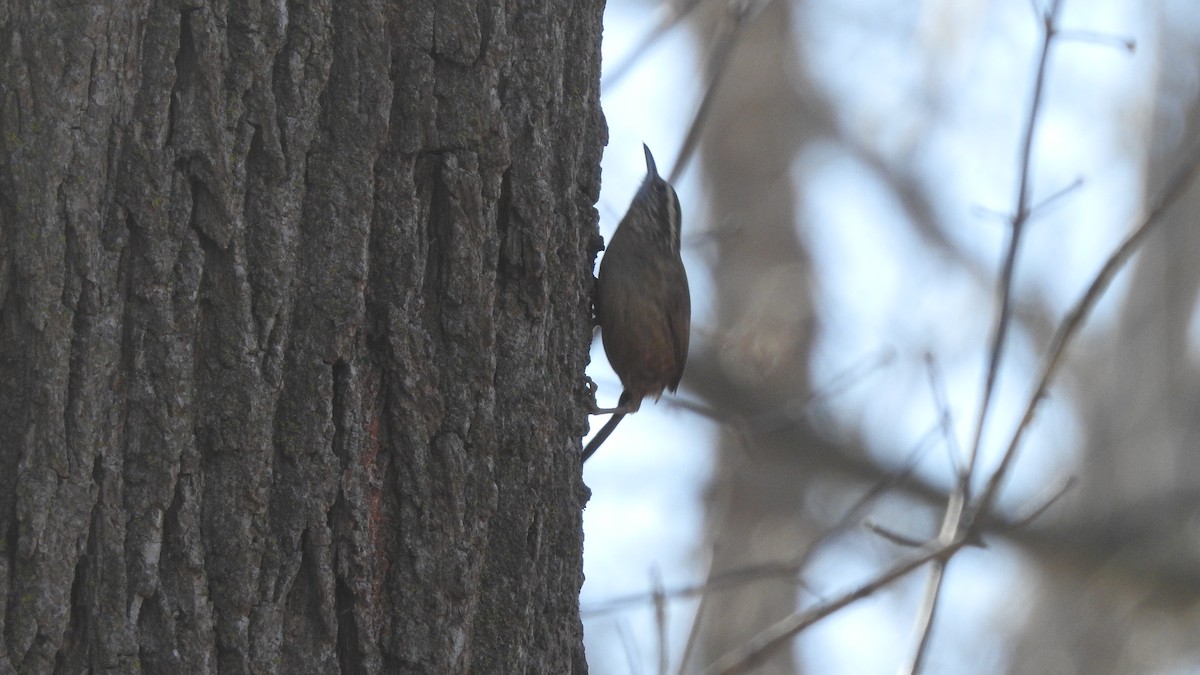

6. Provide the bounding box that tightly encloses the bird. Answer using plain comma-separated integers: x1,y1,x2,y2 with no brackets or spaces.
583,145,690,463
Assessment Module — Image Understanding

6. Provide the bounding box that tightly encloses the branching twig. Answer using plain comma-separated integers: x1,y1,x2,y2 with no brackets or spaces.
902,5,1066,672
971,145,1200,522
698,140,1200,670
701,468,1085,674
585,423,940,618
700,535,973,675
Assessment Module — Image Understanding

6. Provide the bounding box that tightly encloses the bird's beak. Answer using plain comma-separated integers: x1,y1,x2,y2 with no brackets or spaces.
643,144,658,178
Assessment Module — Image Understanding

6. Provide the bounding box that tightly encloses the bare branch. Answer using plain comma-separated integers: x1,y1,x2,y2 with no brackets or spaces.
701,536,972,675
971,141,1200,520
901,559,948,675
670,0,779,183
899,6,1067,672
965,0,1064,488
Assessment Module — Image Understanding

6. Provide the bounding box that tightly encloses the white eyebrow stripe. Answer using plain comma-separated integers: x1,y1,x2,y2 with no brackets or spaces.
667,185,680,252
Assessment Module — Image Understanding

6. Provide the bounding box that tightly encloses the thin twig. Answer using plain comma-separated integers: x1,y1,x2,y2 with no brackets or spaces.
675,548,714,675
618,619,644,675
602,0,713,91
1002,475,1077,532
670,0,778,183
1029,176,1085,215
964,0,1063,489
1054,30,1135,52
864,522,926,548
797,348,897,417
671,347,895,439
923,353,963,477
653,568,669,675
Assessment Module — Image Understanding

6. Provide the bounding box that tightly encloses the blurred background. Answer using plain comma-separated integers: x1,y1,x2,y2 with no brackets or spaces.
580,0,1200,673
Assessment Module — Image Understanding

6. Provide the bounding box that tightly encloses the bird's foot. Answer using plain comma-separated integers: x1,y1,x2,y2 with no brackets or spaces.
590,404,629,415
589,397,639,416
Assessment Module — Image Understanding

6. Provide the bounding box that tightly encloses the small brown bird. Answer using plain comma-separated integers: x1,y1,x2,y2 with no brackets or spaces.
583,145,690,462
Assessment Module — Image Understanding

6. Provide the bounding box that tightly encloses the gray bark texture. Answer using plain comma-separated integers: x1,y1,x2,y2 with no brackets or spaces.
0,1,603,673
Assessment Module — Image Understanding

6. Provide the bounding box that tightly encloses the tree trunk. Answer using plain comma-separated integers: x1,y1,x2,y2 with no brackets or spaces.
0,1,603,672
685,1,830,672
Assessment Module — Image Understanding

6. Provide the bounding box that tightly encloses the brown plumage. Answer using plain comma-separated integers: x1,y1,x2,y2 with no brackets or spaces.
583,145,690,463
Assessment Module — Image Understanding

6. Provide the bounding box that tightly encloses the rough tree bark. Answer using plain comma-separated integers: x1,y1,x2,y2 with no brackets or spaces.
0,1,603,672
